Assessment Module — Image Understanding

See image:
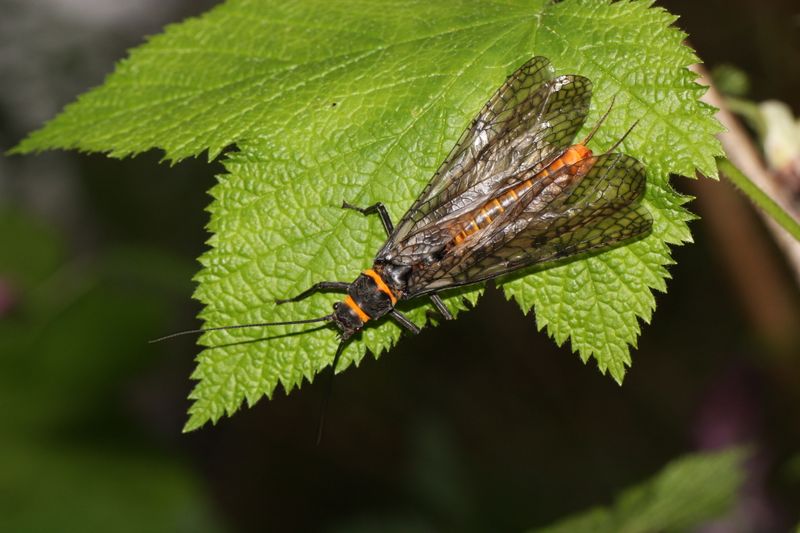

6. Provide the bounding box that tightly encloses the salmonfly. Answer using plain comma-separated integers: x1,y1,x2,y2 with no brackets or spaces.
154,56,652,417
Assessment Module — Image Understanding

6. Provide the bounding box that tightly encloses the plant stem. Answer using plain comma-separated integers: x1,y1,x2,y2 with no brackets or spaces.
717,157,800,242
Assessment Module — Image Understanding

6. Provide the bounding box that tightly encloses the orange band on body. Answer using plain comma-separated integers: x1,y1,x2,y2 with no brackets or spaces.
362,269,398,305
344,295,370,322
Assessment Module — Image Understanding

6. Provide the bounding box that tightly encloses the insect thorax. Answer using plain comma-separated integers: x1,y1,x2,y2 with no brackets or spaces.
373,262,411,297
347,270,398,320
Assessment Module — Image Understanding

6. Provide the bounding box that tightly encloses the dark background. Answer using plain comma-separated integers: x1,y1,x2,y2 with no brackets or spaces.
1,1,799,531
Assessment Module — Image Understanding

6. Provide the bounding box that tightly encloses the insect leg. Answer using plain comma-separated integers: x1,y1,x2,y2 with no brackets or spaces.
429,294,454,320
341,201,394,235
275,281,350,304
389,309,421,334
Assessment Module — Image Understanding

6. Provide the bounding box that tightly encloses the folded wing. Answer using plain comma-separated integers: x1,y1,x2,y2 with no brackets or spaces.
379,56,593,264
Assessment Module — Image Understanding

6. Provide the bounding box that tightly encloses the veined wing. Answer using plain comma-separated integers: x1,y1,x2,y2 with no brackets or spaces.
407,153,652,294
378,57,592,263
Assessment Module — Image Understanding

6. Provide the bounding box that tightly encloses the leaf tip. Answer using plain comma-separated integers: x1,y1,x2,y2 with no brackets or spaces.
183,409,211,433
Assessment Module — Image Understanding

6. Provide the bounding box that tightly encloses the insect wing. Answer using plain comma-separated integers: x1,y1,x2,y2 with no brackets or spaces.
405,156,587,292
480,153,652,278
379,57,593,264
407,153,652,293
395,56,554,233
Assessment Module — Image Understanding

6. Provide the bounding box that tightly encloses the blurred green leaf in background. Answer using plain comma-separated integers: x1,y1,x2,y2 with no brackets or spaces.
0,210,225,533
531,448,747,533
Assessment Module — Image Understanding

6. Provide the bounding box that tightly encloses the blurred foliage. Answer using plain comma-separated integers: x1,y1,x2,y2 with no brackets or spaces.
0,208,225,532
711,63,751,97
530,448,747,533
0,209,63,291
0,441,224,533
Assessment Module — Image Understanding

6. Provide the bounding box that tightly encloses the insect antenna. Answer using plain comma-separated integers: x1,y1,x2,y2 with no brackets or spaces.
605,119,640,154
580,94,617,145
148,315,333,343
316,339,347,445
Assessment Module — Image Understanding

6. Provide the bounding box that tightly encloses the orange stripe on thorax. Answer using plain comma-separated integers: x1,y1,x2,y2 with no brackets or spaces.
344,295,370,323
363,269,398,305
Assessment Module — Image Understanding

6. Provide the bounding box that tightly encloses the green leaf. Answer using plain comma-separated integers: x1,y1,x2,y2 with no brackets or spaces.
530,448,747,533
14,0,723,429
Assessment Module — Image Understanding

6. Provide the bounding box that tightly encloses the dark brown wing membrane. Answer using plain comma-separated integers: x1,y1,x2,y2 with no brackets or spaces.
406,153,652,294
377,57,592,263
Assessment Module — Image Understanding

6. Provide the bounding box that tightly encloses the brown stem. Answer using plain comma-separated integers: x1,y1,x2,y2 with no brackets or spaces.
690,63,800,286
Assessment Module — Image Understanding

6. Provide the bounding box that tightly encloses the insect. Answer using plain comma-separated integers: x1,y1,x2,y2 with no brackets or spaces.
156,55,652,387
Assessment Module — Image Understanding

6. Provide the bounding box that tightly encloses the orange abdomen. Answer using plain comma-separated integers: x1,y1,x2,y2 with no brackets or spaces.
452,144,593,244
